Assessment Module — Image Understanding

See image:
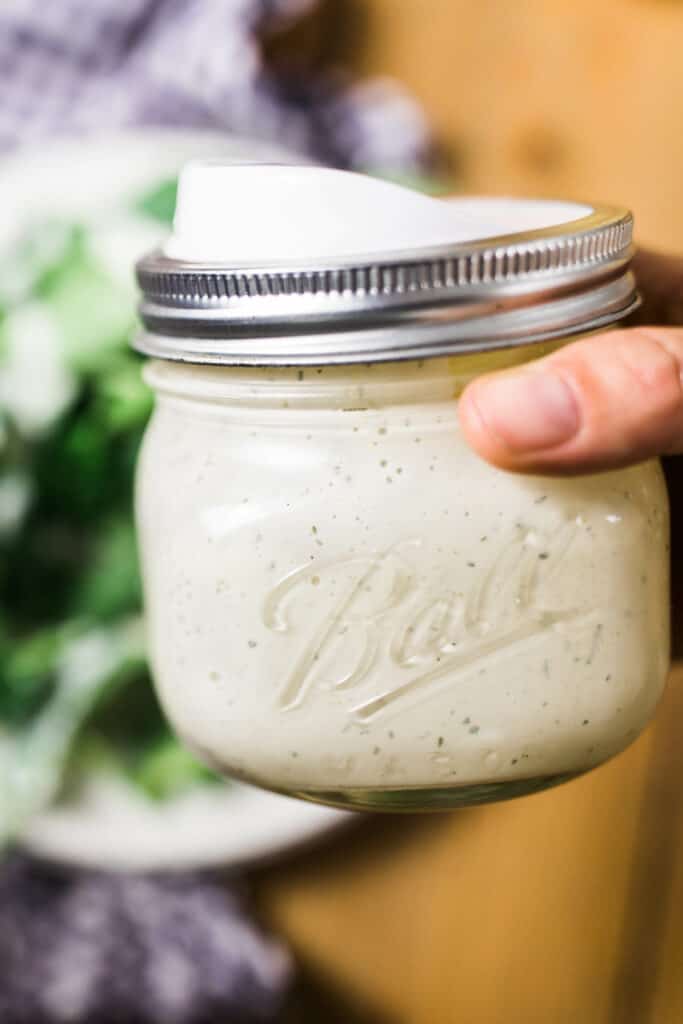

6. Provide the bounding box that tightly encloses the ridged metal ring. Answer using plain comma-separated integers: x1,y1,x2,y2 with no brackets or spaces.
135,203,637,365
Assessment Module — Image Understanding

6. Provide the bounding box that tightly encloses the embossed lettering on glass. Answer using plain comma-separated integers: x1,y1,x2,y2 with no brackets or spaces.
133,164,670,811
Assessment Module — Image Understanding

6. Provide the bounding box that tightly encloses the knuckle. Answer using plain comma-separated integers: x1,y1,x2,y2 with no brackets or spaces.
548,329,683,457
617,330,683,416
559,329,683,415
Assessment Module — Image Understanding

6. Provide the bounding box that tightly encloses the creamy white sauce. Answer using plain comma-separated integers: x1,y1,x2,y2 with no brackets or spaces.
136,357,670,805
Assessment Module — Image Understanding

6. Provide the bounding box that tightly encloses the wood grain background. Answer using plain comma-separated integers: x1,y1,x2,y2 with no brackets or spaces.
340,0,683,251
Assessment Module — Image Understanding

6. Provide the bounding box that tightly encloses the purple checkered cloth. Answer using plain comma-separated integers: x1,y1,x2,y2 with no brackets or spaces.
0,0,432,170
0,853,293,1024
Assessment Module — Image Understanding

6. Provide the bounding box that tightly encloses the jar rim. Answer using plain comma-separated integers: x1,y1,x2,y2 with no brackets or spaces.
134,200,638,367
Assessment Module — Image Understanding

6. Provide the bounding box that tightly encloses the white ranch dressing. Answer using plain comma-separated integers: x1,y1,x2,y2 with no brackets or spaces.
137,357,669,808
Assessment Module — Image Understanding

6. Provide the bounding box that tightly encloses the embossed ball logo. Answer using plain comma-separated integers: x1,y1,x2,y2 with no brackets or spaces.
263,523,584,721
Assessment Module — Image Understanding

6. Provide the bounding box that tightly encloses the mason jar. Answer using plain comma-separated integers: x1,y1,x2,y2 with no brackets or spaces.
133,164,670,811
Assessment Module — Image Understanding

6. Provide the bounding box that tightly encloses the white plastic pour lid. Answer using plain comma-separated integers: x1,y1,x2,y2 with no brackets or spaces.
135,161,638,366
164,162,592,263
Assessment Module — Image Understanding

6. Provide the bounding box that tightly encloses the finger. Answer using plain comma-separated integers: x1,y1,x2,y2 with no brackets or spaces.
458,327,683,475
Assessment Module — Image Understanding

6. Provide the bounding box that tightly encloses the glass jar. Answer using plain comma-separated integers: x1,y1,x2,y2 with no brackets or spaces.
133,165,670,810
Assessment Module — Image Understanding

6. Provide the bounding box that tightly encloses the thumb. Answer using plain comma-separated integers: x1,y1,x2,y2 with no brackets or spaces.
458,327,683,475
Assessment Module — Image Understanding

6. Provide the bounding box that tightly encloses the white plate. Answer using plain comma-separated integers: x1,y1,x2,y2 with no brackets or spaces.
22,776,349,872
3,128,351,871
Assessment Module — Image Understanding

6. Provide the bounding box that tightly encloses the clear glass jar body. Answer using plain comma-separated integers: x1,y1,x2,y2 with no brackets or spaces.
136,345,670,810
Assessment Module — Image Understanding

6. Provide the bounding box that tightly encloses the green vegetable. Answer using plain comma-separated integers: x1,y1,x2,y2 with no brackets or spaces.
0,625,135,842
74,518,142,621
0,625,67,727
134,178,178,226
132,736,217,801
36,227,134,374
0,178,222,841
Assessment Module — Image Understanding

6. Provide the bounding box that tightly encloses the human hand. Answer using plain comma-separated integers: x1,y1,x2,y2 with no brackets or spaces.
459,250,683,475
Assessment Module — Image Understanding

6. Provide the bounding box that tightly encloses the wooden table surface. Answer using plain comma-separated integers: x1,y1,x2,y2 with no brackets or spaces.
253,663,683,1024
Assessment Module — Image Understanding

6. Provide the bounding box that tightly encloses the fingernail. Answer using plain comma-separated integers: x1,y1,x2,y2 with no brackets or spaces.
470,372,580,452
